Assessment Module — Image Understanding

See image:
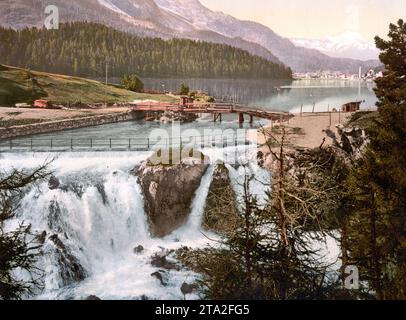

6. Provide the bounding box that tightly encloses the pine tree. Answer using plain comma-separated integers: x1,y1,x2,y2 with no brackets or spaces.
121,74,144,92
0,164,50,300
345,19,406,300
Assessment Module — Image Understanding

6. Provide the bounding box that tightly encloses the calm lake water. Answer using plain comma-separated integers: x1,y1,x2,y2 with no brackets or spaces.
143,78,378,113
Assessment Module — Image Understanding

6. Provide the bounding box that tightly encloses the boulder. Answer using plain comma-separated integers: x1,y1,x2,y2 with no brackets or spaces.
84,295,101,300
151,251,179,271
137,151,209,237
151,271,167,286
335,125,367,156
324,125,367,157
159,111,198,123
48,176,60,190
36,230,47,244
203,162,241,234
181,282,197,296
134,245,144,254
49,234,87,285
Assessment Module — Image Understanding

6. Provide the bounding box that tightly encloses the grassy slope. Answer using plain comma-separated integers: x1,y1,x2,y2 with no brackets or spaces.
0,64,176,105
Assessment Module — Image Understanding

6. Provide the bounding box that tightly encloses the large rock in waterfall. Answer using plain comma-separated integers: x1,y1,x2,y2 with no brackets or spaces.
203,162,241,234
136,149,209,237
48,234,87,286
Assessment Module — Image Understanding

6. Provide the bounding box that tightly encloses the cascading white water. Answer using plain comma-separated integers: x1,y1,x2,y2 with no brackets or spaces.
0,151,219,300
169,165,216,241
0,145,340,299
1,152,154,297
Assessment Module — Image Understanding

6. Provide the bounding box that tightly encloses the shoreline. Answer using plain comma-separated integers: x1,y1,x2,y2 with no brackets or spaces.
249,112,355,150
0,107,144,140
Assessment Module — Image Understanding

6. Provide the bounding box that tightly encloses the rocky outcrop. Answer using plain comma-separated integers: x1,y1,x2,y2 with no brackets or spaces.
203,162,240,234
133,245,144,254
324,125,368,157
158,111,198,123
151,250,179,271
181,282,198,297
84,295,102,300
151,271,167,286
48,176,60,190
49,234,87,286
137,153,209,237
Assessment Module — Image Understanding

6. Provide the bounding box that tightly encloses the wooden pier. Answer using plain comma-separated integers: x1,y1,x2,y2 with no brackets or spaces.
130,102,292,124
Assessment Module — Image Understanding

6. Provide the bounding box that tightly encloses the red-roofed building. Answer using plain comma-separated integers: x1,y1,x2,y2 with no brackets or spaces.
34,100,50,108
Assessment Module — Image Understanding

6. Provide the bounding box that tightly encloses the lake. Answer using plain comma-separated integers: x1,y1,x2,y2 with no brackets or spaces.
143,78,378,113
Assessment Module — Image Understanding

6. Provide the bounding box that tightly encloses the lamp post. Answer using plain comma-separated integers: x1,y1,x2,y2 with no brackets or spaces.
105,57,111,85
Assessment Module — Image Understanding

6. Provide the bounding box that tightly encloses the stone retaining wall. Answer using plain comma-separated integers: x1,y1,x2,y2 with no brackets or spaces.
0,111,145,140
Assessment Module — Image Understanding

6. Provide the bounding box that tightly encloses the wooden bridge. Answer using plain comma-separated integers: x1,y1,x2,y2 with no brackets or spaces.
130,102,292,124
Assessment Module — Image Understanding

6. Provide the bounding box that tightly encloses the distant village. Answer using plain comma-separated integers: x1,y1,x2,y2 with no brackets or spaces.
294,68,383,81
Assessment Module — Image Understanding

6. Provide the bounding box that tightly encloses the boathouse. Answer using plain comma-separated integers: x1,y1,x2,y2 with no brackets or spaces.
341,101,361,113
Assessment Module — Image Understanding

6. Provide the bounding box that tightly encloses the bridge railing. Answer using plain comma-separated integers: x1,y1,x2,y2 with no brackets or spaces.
131,102,291,114
0,135,254,152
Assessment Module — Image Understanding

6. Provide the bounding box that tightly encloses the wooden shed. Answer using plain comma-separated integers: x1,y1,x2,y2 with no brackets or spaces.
342,101,361,113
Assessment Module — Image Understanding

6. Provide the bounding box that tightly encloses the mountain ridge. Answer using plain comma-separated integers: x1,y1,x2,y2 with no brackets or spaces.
0,0,382,72
291,31,380,61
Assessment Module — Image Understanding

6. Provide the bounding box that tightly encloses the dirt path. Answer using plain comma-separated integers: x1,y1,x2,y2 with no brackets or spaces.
0,106,131,120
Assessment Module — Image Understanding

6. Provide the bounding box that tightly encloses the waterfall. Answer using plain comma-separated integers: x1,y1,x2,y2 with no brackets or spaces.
0,152,215,300
226,163,271,210
0,148,340,299
1,153,151,295
168,165,215,242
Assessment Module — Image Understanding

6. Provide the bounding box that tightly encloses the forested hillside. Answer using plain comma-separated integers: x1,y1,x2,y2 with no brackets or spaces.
0,22,292,79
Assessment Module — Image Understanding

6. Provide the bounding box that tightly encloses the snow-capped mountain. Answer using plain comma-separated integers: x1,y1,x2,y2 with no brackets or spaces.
153,0,381,72
1,0,382,72
291,32,380,61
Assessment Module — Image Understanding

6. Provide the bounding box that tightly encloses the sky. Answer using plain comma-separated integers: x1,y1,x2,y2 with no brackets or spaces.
200,0,405,42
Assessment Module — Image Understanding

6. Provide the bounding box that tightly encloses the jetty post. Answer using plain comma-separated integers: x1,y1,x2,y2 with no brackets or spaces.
238,112,244,124
329,110,332,127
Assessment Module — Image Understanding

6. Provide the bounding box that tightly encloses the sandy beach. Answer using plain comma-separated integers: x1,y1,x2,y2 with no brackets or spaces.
250,112,353,150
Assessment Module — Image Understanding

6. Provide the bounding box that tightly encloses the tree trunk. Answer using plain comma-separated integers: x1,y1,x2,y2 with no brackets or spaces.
277,129,289,248
340,219,349,286
276,128,289,300
370,192,383,300
243,176,252,291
